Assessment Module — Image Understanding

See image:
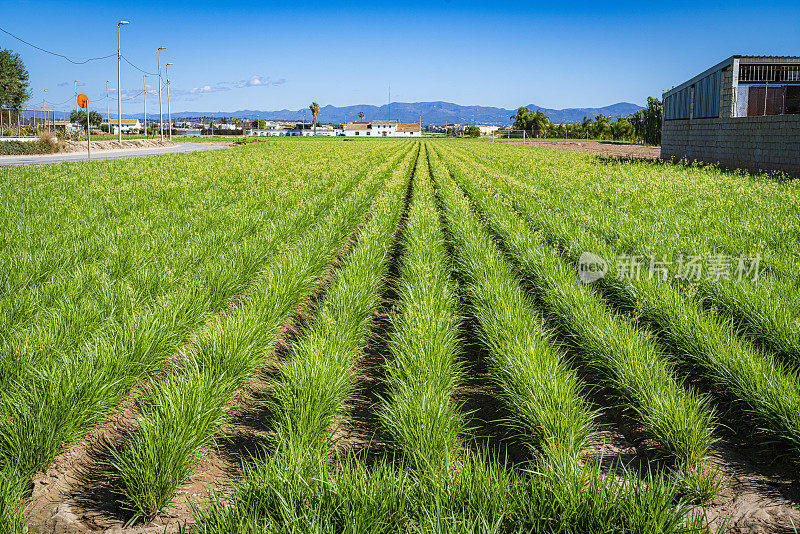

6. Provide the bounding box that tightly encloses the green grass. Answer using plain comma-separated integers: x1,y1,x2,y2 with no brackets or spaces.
5,138,795,531
194,448,703,534
451,140,800,365
0,140,411,528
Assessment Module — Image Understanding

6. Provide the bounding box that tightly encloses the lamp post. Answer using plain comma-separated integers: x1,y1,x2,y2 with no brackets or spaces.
105,80,110,132
165,63,173,140
143,74,148,137
74,80,79,111
157,46,166,141
117,20,129,142
42,89,47,132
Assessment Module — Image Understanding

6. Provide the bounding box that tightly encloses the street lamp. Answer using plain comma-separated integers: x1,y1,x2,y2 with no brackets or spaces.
74,80,79,111
165,63,173,140
142,74,149,137
105,80,111,132
157,46,166,141
42,89,47,132
117,20,129,142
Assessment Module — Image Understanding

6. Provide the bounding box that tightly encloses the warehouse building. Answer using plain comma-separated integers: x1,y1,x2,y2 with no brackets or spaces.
661,55,800,175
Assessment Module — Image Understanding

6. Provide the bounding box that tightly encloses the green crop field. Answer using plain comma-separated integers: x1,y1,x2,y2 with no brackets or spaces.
1,139,798,533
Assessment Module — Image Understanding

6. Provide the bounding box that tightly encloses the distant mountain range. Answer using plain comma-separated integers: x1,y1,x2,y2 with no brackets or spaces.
128,101,643,125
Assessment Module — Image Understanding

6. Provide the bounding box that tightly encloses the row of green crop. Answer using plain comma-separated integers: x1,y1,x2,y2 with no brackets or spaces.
428,146,593,462
438,141,800,458
268,146,414,470
378,146,465,474
446,141,800,365
191,140,704,533
430,145,716,499
0,142,413,531
108,144,415,519
0,150,360,475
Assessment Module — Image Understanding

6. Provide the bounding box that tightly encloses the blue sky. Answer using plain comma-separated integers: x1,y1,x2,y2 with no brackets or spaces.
2,0,799,115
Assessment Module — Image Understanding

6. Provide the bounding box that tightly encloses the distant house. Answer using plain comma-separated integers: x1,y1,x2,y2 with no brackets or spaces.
299,127,337,137
252,128,287,137
396,123,423,136
106,119,142,134
342,120,421,137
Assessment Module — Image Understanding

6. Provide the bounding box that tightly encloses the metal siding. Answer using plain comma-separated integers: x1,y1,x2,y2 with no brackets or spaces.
666,87,691,119
694,71,720,118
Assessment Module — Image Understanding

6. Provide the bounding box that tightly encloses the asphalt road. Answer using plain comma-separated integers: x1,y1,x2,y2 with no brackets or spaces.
0,142,229,166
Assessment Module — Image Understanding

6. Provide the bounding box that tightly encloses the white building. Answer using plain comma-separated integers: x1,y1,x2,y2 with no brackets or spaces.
107,118,142,134
396,123,423,137
251,127,338,137
456,124,499,136
300,127,337,137
252,128,287,137
342,120,421,137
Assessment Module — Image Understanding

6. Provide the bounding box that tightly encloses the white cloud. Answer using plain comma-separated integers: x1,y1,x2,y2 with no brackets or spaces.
189,85,230,94
234,75,286,88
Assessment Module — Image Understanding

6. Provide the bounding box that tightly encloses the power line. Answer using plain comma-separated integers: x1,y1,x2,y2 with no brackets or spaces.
44,95,77,106
121,54,157,75
0,25,115,64
121,89,145,102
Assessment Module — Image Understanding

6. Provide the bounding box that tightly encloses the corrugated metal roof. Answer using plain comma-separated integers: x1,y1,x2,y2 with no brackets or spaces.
734,55,800,60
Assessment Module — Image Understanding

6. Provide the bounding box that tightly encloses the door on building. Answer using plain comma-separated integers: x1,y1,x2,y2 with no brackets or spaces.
382,131,387,137
747,86,787,116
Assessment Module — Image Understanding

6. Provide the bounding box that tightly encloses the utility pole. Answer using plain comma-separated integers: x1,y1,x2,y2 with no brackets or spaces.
74,80,79,111
157,46,166,141
166,63,173,140
117,20,129,142
105,80,110,132
143,74,148,137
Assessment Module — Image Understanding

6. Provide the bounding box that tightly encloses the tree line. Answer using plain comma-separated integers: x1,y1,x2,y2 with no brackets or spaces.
510,97,663,145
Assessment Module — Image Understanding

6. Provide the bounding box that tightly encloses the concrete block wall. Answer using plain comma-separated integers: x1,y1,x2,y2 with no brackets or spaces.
661,114,800,175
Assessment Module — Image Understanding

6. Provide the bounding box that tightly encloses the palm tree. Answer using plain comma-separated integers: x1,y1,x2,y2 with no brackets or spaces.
358,111,365,122
309,102,320,136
